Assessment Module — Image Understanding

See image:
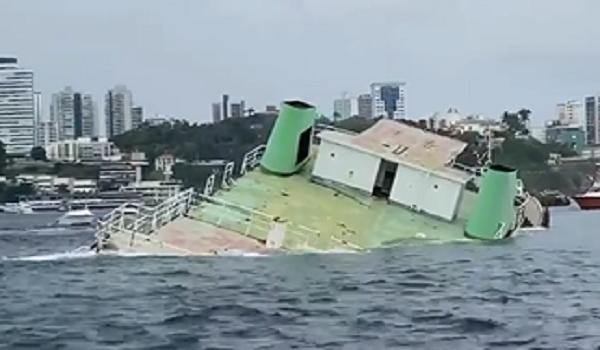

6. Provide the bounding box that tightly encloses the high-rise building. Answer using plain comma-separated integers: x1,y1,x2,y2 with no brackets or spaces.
105,85,133,138
82,95,96,137
584,96,600,145
222,94,229,119
131,106,143,130
0,56,35,155
370,81,407,119
231,102,243,118
51,87,74,140
265,105,279,113
333,98,352,121
556,100,582,127
33,91,42,146
37,120,57,147
212,102,222,123
51,87,96,140
357,94,372,119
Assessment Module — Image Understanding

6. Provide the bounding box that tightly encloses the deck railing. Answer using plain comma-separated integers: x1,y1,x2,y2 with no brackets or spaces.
93,143,362,252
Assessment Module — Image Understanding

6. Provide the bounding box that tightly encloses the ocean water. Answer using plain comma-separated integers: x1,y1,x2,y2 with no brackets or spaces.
1,208,600,349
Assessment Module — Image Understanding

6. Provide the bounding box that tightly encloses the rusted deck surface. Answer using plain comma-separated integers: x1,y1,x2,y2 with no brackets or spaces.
107,217,267,256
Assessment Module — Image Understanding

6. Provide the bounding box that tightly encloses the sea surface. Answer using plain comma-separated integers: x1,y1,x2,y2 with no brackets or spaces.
1,207,600,349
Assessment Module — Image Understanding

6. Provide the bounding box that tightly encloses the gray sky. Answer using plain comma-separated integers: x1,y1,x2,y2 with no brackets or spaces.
3,0,600,126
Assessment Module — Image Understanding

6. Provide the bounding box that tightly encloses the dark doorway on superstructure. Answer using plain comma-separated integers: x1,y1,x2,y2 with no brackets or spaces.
373,159,398,198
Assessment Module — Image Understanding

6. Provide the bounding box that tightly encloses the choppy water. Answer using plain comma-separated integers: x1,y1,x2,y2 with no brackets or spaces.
1,208,600,349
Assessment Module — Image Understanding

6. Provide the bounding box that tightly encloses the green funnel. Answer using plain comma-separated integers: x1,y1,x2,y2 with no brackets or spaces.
465,165,518,240
260,100,317,175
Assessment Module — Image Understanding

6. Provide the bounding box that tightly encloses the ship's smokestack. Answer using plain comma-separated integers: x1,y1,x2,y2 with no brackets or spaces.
464,164,518,240
260,100,317,175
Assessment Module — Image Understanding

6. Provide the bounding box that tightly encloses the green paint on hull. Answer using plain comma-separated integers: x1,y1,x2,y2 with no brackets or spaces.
465,165,518,240
260,101,317,175
191,155,478,251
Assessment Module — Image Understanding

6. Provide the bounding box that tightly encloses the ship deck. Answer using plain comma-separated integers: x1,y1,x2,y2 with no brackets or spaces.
190,159,476,250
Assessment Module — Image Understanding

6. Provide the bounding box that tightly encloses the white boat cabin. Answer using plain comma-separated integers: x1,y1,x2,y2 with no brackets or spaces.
312,119,471,221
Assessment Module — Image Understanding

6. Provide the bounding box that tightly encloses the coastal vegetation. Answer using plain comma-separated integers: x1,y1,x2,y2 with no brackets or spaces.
113,115,276,164
30,146,47,161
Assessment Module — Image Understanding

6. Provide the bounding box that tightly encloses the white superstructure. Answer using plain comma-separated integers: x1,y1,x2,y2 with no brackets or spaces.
313,119,470,221
0,56,35,155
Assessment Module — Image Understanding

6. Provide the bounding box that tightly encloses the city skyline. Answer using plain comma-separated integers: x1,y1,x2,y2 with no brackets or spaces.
4,1,600,124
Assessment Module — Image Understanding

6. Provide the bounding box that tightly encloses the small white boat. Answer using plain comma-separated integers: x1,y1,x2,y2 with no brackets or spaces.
56,209,97,227
0,203,34,214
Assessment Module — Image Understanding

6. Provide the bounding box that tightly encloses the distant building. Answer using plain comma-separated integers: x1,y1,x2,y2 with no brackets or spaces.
212,102,222,123
119,180,182,201
51,87,96,140
0,56,35,155
37,120,57,147
584,95,600,145
146,116,170,126
546,124,585,154
45,137,121,162
333,98,352,121
131,106,143,130
105,85,134,137
231,102,243,118
426,108,468,130
222,94,229,119
265,105,279,113
370,81,407,119
155,153,180,179
99,163,138,189
556,100,582,127
33,91,42,146
454,116,504,135
357,94,372,119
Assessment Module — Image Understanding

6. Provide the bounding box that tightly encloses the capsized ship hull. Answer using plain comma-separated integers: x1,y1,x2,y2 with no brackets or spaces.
190,162,476,251
94,100,536,256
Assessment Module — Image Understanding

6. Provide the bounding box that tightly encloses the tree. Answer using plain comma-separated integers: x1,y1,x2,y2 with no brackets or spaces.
30,146,47,161
502,109,531,135
0,141,6,173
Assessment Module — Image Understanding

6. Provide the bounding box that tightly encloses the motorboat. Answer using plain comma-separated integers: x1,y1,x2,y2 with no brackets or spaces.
0,202,34,214
572,190,600,210
56,208,97,227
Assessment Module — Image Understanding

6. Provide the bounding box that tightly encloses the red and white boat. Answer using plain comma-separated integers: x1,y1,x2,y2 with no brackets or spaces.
572,185,600,210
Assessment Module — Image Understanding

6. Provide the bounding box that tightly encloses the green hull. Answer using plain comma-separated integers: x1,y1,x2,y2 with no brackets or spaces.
190,157,477,251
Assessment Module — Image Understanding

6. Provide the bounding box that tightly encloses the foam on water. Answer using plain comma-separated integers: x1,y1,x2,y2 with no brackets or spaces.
5,246,96,262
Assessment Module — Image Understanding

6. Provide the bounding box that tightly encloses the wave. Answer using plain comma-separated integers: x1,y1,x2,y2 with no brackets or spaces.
0,226,94,236
3,246,96,262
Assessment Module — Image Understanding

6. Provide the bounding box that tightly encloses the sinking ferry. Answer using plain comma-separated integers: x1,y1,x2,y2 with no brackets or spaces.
93,100,544,255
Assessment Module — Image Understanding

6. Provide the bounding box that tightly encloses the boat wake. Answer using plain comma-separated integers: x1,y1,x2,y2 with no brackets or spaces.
3,246,96,262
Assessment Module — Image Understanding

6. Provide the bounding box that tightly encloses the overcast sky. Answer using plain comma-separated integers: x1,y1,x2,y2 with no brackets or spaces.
3,0,600,126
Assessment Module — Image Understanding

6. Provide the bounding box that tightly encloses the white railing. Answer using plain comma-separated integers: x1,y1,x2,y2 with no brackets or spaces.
93,143,362,252
240,145,266,176
94,188,195,250
204,174,216,196
221,161,235,189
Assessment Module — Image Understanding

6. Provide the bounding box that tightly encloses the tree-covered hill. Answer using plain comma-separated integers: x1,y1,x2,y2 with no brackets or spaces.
112,114,276,163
